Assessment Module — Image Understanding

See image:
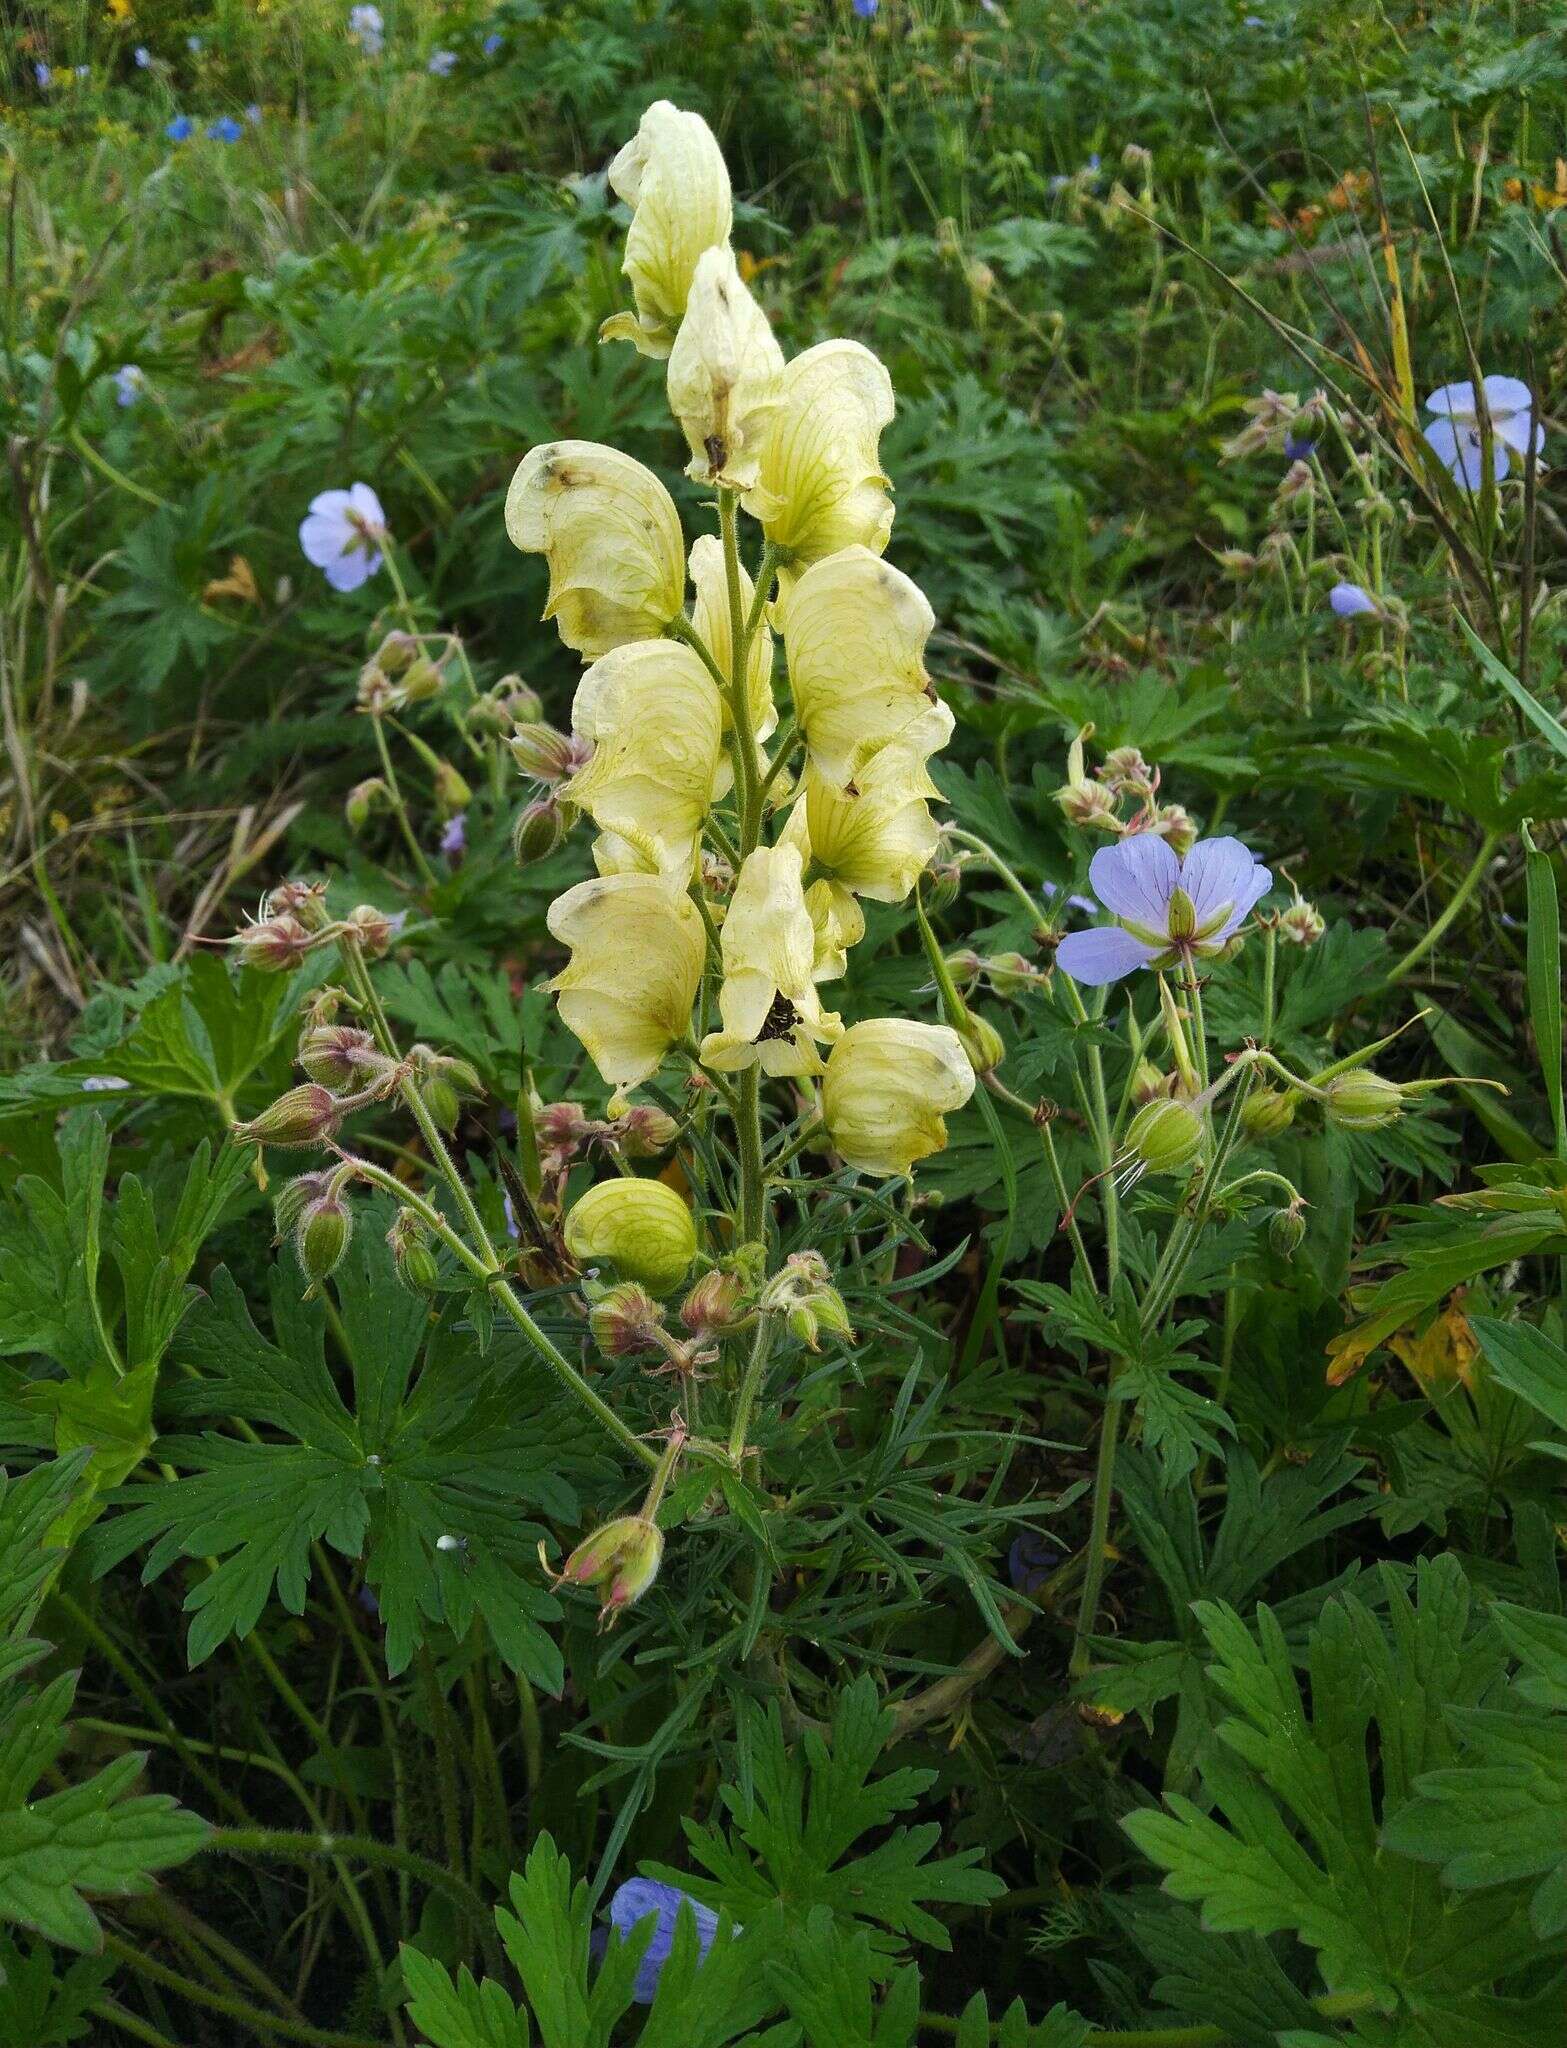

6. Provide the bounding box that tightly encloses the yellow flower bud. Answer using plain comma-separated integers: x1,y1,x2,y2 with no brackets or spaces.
547,873,705,1089
745,340,895,576
600,100,732,358
667,244,785,490
689,535,777,768
563,641,723,877
782,700,954,918
505,441,685,659
775,544,936,785
564,1178,698,1294
698,844,842,1077
820,1018,976,1177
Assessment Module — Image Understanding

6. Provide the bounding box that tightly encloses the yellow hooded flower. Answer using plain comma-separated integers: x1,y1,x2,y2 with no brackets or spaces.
601,101,733,358
782,699,954,929
690,534,777,775
776,544,936,784
745,340,895,575
821,1019,976,1177
564,1179,698,1294
563,641,724,877
547,873,704,1088
505,442,684,659
668,245,785,491
699,844,841,1076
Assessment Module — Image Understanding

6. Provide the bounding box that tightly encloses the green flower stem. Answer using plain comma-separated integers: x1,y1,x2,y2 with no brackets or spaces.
943,826,1051,939
338,941,659,1471
1385,828,1502,985
369,710,441,891
417,1646,470,1936
91,2002,184,2048
1036,1110,1098,1292
208,1826,505,1978
1260,921,1278,1045
756,714,800,808
727,1312,777,1463
719,488,763,852
1181,960,1210,1093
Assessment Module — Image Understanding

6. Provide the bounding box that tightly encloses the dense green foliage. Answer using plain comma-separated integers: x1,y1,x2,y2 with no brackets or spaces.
2,0,1566,2043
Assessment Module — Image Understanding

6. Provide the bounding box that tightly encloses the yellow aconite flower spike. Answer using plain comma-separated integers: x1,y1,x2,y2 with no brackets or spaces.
546,873,704,1089
776,544,936,785
564,641,724,879
668,245,785,491
601,101,733,358
699,844,842,1077
782,699,955,922
505,442,684,660
745,340,895,577
821,1019,976,1178
690,534,777,774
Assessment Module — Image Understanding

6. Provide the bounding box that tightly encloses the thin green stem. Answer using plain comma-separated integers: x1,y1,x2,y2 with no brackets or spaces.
417,1647,470,1934
945,826,1050,938
370,714,440,890
101,1935,384,2048
1385,829,1501,985
727,1313,777,1462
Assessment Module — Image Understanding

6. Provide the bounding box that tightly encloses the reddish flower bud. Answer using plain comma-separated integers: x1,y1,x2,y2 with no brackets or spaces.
299,1023,380,1088
588,1281,667,1357
232,1084,343,1150
546,1515,663,1630
614,1104,680,1158
234,912,316,972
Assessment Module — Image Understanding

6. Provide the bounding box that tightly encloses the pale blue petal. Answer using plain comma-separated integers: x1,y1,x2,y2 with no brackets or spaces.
1087,835,1178,929
1329,581,1376,618
607,1880,719,2004
1481,374,1532,414
1056,926,1158,986
1181,837,1270,928
1423,380,1475,419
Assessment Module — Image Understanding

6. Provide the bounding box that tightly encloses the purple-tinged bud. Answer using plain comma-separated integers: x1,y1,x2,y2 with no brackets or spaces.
432,759,472,817
588,1281,667,1357
295,1187,352,1288
760,1250,854,1353
1240,1086,1296,1139
1275,459,1315,506
343,904,398,958
513,795,569,866
1055,778,1120,832
346,777,390,832
1131,1059,1174,1106
273,1169,336,1237
943,948,984,986
1279,899,1325,946
924,854,962,912
536,1099,594,1162
1150,804,1198,855
1323,1070,1403,1130
547,1515,663,1629
299,1023,379,1088
679,1269,748,1339
509,723,581,785
984,951,1038,997
232,1084,343,1150
357,663,395,713
234,912,317,972
387,1208,441,1292
614,1104,680,1158
1123,1097,1203,1175
266,880,332,932
1098,747,1152,791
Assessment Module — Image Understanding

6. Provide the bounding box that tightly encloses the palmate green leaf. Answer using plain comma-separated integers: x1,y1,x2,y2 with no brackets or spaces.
92,1219,601,1684
401,1947,531,2048
1123,1559,1540,2013
767,1913,921,2047
0,1935,113,2046
653,1675,1004,1954
1469,1315,1567,1442
97,954,298,1107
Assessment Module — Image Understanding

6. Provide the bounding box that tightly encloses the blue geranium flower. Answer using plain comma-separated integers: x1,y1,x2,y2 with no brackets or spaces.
1329,581,1378,620
166,114,195,141
606,1880,723,2004
482,31,504,54
135,46,151,67
207,116,244,143
1422,376,1542,491
853,0,879,17
1056,834,1271,988
428,48,458,75
35,62,52,88
114,365,146,408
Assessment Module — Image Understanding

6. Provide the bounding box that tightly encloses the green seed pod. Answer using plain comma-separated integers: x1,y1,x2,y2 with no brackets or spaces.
1123,1097,1203,1175
513,795,569,866
496,674,544,724
564,1179,698,1296
1323,1070,1403,1131
295,1192,352,1287
399,656,444,705
958,1012,1006,1075
1268,1203,1307,1257
432,759,472,816
387,1208,441,1292
345,777,389,832
419,1073,462,1134
298,1023,378,1089
1241,1086,1297,1139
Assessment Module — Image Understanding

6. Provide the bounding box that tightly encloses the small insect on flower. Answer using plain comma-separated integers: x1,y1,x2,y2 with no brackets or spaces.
604,1879,726,2004
206,116,244,143
1055,833,1272,987
1329,581,1379,620
298,483,387,593
1422,376,1543,490
166,114,194,142
427,49,457,75
113,365,146,408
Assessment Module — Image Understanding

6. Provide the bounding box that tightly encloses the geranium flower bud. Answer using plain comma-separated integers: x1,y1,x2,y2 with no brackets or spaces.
760,1250,853,1352
299,1023,379,1088
387,1207,441,1292
294,1187,352,1289
1098,746,1152,791
548,1515,664,1628
505,441,685,659
374,630,419,675
1054,777,1119,831
233,912,316,972
536,1099,594,1161
588,1281,667,1357
944,948,983,986
513,795,571,866
509,722,582,785
464,694,515,738
1240,1086,1297,1139
667,243,784,490
1279,898,1325,945
357,662,395,713
564,1178,698,1295
614,1104,680,1157
1122,1097,1203,1175
547,873,704,1090
345,777,389,831
343,904,398,957
1323,1070,1404,1130
397,655,444,705
1131,1059,1173,1105
1150,804,1198,855
1215,548,1257,575
957,1011,1005,1075
266,881,332,932
432,759,472,817
1268,1201,1308,1257
984,953,1038,997
601,101,732,358
496,674,544,723
232,1084,343,1150
679,1269,747,1338
821,1019,976,1177
273,1169,336,1236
